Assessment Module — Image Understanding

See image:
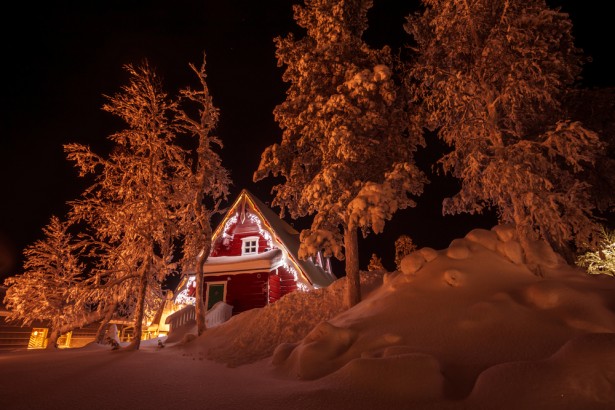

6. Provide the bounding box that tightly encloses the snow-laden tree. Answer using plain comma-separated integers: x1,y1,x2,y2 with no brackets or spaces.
394,234,416,271
367,253,384,272
173,55,231,335
254,0,426,307
75,230,161,344
3,216,87,348
576,227,615,277
406,0,604,258
65,62,185,350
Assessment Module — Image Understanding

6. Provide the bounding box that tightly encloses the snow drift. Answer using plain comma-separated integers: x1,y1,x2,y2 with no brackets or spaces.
1,224,614,410
184,224,615,407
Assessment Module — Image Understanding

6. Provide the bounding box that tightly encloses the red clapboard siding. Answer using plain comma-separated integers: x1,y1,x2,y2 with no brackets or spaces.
268,273,282,303
277,265,298,297
214,234,270,257
204,272,269,314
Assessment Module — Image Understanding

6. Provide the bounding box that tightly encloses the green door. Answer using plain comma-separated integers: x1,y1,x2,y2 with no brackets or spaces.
207,283,225,310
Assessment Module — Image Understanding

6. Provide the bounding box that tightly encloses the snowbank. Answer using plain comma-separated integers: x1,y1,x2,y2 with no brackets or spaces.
178,271,384,367
247,224,614,405
2,225,614,409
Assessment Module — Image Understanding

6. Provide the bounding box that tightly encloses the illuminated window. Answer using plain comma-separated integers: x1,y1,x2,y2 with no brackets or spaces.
242,236,259,255
28,328,48,349
57,331,72,348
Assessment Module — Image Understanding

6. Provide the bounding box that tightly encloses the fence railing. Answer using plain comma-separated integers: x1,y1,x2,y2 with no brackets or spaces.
205,302,233,328
166,302,233,332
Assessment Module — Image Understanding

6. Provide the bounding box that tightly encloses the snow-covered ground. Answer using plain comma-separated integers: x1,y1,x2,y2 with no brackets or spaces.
1,225,614,410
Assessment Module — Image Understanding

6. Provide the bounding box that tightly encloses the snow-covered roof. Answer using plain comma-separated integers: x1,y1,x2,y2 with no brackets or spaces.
203,249,284,275
211,190,336,288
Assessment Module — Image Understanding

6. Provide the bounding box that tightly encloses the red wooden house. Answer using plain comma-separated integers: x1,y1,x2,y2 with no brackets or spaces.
167,190,336,329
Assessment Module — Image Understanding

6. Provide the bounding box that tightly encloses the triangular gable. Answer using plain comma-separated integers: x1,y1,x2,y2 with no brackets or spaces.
211,189,336,289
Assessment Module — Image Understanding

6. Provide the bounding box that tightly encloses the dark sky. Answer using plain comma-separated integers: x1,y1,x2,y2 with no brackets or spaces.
1,0,613,279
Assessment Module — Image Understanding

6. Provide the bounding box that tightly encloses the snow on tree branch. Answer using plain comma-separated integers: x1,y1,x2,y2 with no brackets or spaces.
407,0,603,255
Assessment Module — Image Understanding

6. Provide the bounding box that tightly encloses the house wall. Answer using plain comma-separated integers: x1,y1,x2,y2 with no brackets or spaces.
204,272,268,314
268,265,298,304
210,213,273,258
211,232,270,257
0,317,41,350
0,317,101,350
203,266,299,314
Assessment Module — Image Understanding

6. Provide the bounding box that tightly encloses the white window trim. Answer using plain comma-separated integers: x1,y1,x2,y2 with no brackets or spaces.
241,236,260,255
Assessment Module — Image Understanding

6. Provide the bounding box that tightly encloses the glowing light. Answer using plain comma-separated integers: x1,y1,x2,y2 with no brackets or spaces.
221,214,239,240
281,260,309,292
174,276,196,305
28,328,48,349
246,212,273,249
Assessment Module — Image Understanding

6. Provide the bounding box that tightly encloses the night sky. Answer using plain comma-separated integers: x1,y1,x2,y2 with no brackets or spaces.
1,0,613,279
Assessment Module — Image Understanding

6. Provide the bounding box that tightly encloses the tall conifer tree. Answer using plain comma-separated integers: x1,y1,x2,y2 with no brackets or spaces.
66,62,184,349
255,0,426,307
3,216,85,348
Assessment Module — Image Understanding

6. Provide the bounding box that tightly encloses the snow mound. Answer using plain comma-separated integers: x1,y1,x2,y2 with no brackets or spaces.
270,225,615,406
326,352,445,401
3,225,615,410
465,228,498,251
469,333,615,408
446,239,471,260
273,321,358,379
496,239,524,264
492,224,517,242
400,250,425,274
183,272,384,367
443,269,466,287
396,224,567,269
419,246,438,262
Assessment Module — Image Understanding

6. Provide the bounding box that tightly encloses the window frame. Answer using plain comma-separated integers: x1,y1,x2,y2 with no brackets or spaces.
241,236,259,255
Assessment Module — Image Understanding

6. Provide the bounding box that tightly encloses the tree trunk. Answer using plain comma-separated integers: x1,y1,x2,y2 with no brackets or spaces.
127,267,149,350
46,327,60,349
55,308,107,341
94,304,117,344
195,226,213,336
195,250,207,336
344,226,361,308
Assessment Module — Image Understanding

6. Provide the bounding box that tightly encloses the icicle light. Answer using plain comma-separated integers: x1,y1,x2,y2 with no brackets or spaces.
174,276,196,305
246,212,273,249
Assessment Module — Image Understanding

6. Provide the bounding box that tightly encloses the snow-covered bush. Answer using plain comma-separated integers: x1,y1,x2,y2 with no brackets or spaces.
576,228,615,277
367,253,385,271
395,235,416,270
